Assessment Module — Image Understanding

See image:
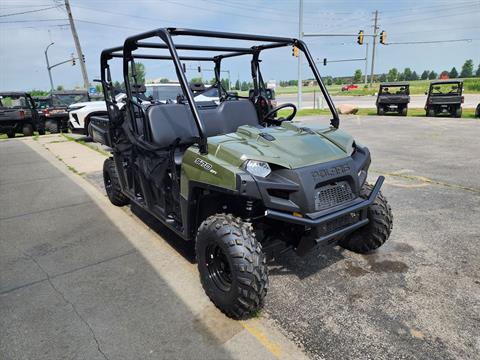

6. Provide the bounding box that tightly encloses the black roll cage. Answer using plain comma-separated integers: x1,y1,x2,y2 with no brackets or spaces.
100,27,340,155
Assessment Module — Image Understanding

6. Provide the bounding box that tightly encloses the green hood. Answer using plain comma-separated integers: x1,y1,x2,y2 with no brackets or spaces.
207,120,354,169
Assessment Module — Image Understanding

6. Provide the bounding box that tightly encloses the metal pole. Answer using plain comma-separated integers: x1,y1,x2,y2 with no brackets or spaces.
297,0,303,109
364,43,369,85
44,42,55,92
65,0,89,89
370,10,379,87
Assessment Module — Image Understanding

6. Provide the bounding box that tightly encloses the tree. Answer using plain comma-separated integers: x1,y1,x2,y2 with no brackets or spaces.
403,67,412,81
56,85,64,91
428,71,437,80
421,70,429,80
235,79,240,90
476,64,480,77
128,62,145,85
411,71,419,81
398,72,405,81
190,77,203,84
95,84,102,94
460,59,474,78
326,77,333,86
387,68,398,82
221,78,230,90
353,69,362,83
449,67,458,78
159,78,170,83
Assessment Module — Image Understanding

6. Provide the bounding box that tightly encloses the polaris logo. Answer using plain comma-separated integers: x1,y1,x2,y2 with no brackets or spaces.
311,164,350,180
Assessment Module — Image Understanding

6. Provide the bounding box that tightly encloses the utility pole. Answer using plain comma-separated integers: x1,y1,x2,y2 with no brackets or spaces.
64,0,89,89
44,42,55,92
297,0,303,109
364,43,369,85
369,10,379,87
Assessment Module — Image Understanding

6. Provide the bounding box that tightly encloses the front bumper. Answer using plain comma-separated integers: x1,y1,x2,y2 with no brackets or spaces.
265,176,384,254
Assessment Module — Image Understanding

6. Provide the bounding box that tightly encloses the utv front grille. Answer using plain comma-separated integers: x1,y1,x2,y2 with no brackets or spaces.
314,181,355,211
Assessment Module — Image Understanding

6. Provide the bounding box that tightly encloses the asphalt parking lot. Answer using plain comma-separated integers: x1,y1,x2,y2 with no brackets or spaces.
1,114,479,359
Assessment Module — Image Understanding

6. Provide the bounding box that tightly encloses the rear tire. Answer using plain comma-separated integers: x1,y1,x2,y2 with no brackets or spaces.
475,104,480,118
22,124,33,137
454,107,462,118
103,158,129,206
7,130,15,138
196,214,268,319
400,105,408,116
45,119,59,133
339,183,393,254
427,108,435,117
377,106,385,116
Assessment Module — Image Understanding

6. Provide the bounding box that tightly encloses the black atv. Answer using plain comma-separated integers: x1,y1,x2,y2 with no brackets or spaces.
376,83,410,116
0,92,45,138
425,80,463,118
91,28,393,319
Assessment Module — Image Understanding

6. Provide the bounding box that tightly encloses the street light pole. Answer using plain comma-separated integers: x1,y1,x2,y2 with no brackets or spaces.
44,42,55,93
297,0,303,109
364,43,369,85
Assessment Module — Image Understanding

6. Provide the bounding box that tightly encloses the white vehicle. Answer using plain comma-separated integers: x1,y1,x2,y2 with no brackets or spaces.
68,94,125,136
68,83,218,136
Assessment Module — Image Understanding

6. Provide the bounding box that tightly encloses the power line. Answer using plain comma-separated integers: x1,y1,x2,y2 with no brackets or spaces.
0,5,58,17
0,19,67,23
386,38,473,45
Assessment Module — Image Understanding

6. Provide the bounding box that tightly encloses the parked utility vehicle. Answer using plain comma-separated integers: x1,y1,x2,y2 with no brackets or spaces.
425,80,463,117
92,28,393,319
376,83,410,116
0,92,45,138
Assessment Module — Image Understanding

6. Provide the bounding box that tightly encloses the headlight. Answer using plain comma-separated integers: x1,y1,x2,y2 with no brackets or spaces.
68,105,85,112
245,160,271,178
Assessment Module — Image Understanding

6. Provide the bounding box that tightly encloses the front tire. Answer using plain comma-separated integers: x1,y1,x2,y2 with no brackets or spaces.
427,108,436,117
339,183,393,254
400,105,407,116
103,158,129,206
196,214,268,319
377,106,385,116
22,124,33,137
7,130,15,138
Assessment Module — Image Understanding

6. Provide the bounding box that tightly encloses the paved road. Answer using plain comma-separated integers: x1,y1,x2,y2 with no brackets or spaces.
3,114,480,360
277,93,480,109
265,115,480,359
0,138,304,360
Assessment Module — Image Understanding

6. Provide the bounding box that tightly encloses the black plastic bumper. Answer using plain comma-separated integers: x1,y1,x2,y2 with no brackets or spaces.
265,176,384,245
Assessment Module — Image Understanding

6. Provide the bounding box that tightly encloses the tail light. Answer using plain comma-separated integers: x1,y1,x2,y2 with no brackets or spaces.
19,110,25,119
461,96,464,104
43,108,50,116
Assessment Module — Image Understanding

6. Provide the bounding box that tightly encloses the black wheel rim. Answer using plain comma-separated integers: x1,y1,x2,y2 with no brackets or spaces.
205,244,232,292
104,172,113,195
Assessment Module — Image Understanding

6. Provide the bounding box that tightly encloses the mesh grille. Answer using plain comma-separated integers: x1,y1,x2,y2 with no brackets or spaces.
315,181,355,211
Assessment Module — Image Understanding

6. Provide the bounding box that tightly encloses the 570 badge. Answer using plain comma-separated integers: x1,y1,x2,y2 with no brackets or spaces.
194,158,218,175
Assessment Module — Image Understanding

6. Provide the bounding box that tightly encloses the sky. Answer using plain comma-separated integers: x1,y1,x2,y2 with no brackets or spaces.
0,0,479,91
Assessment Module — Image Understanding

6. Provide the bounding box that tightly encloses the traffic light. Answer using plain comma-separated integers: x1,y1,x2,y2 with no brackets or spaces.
197,66,201,73
182,63,186,72
357,30,364,45
292,46,299,57
72,58,76,66
323,58,327,66
82,54,85,62
379,31,386,45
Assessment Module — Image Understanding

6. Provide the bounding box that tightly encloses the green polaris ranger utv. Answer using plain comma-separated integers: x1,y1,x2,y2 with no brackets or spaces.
91,28,393,319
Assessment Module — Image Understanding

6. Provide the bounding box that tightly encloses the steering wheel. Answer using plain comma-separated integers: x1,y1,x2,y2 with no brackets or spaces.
264,103,297,124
